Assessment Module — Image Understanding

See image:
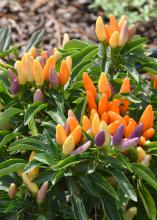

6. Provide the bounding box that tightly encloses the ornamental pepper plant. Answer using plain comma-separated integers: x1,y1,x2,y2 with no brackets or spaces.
0,14,157,220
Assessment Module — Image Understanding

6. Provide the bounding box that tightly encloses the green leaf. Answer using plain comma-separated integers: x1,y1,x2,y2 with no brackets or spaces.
98,186,121,220
66,177,88,220
122,36,147,55
68,60,92,87
9,143,43,153
80,175,100,198
138,183,156,220
0,45,19,58
0,107,23,128
52,155,86,171
89,172,119,200
0,27,12,51
71,46,97,66
131,163,157,191
24,160,40,173
121,64,139,82
108,168,137,201
64,39,91,50
34,153,52,165
24,102,47,125
24,29,44,52
47,108,66,125
142,62,157,75
0,61,16,72
0,159,26,177
0,132,20,150
113,93,141,104
9,137,41,148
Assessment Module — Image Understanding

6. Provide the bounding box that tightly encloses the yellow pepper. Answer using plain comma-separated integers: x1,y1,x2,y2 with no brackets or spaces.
33,59,44,86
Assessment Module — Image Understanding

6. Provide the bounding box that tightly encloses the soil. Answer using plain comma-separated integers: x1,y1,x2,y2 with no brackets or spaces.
0,0,156,50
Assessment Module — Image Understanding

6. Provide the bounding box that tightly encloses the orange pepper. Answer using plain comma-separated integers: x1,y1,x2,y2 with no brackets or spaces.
67,116,79,132
98,93,108,117
101,112,109,124
82,115,91,131
70,125,82,145
56,124,67,145
125,122,136,138
108,111,126,126
43,55,56,80
139,105,154,132
138,136,146,146
143,128,155,140
92,113,100,136
86,90,97,112
108,120,121,135
83,72,97,99
59,60,70,85
109,99,120,114
109,14,120,34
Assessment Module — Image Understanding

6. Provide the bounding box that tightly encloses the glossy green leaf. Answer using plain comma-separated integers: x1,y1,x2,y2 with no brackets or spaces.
113,93,141,103
0,132,20,150
0,159,26,177
24,29,44,52
24,102,47,125
138,183,156,220
108,168,137,201
66,177,88,220
64,39,91,50
0,107,23,128
0,27,12,51
131,163,157,191
122,36,147,55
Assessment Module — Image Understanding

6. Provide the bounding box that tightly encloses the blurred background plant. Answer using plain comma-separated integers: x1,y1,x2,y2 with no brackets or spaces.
90,0,157,24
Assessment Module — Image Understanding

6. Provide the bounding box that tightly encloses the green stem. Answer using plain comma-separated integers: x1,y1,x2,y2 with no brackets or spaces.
29,117,38,136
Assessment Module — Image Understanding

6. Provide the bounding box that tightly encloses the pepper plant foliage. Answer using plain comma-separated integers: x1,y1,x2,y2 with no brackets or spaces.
0,14,157,220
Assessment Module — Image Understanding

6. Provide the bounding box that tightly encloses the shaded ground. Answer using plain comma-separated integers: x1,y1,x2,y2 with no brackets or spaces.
0,0,157,50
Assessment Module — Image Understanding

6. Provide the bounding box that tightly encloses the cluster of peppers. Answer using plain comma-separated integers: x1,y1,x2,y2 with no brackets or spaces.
6,15,156,204
9,34,71,100
95,14,136,48
55,72,154,166
8,150,48,202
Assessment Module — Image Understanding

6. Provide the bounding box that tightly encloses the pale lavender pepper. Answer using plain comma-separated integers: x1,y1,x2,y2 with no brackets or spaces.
129,123,143,139
33,89,44,102
49,67,59,86
112,124,124,145
119,137,139,152
94,130,105,147
70,141,92,155
10,79,20,95
8,69,16,83
36,56,46,68
37,181,49,204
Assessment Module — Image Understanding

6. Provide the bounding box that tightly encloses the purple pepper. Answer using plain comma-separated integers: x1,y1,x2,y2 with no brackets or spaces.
94,130,105,147
141,155,151,166
64,121,70,135
112,124,124,145
129,123,143,139
49,67,59,86
70,141,91,155
37,181,49,204
36,56,46,68
33,89,44,102
46,49,52,57
8,69,16,83
109,83,115,96
10,79,20,95
119,137,139,152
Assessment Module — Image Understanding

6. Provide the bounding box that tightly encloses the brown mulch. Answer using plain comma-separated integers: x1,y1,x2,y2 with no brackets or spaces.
0,0,157,50
0,0,98,49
